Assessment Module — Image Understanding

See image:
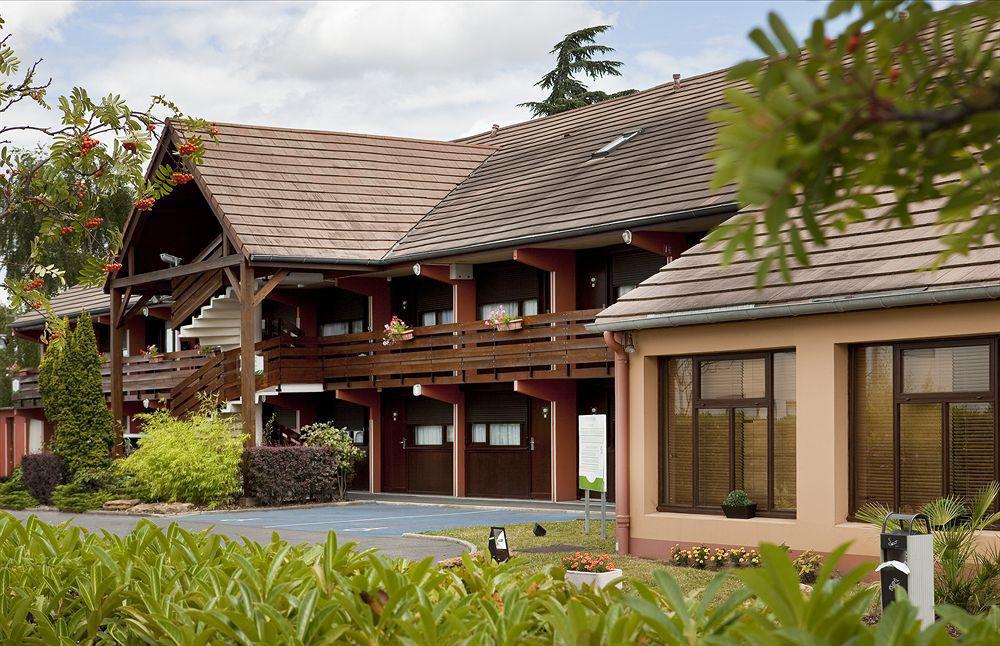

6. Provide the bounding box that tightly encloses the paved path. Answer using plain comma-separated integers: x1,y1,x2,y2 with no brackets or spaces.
7,503,581,561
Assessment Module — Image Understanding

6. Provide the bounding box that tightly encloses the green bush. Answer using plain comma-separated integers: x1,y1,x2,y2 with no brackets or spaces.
0,513,998,643
301,422,365,499
793,549,823,584
50,483,108,513
118,406,244,507
38,313,114,476
723,489,754,506
0,484,36,510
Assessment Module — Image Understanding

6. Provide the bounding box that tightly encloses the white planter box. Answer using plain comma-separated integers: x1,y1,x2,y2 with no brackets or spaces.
565,568,623,591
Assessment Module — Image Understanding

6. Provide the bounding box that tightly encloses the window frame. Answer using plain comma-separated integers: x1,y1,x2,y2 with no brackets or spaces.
408,424,453,448
658,349,796,518
468,421,527,448
849,336,999,516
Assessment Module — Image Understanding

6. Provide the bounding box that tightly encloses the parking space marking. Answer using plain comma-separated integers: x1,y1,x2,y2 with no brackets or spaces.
261,508,497,529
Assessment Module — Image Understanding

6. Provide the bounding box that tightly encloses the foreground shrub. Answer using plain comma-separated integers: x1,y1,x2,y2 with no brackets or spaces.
0,514,998,643
242,446,338,505
51,483,108,512
21,453,64,504
38,313,114,476
118,406,244,507
301,422,365,499
0,484,35,510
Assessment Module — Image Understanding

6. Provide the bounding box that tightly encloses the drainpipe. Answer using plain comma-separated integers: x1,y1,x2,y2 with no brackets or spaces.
604,331,630,555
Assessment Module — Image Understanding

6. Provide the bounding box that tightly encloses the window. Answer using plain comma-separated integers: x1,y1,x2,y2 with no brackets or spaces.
592,129,642,158
413,425,444,446
661,351,796,514
470,422,523,446
420,309,453,326
321,319,365,336
851,339,996,514
616,285,636,299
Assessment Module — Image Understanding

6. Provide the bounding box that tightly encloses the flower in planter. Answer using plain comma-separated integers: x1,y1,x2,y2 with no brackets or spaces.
382,315,411,346
561,551,615,573
484,306,514,330
145,344,160,359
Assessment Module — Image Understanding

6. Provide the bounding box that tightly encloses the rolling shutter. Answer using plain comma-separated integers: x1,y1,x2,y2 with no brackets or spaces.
406,397,453,425
417,281,452,313
611,250,665,287
476,262,542,305
466,390,529,424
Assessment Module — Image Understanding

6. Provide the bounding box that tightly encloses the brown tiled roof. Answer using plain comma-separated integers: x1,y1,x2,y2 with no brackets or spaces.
186,123,496,262
385,69,742,259
12,285,124,330
594,188,1000,329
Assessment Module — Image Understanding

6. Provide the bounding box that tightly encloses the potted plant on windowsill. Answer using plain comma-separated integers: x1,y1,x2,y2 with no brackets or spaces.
722,489,757,519
562,552,622,590
382,315,413,345
485,306,522,332
145,344,163,363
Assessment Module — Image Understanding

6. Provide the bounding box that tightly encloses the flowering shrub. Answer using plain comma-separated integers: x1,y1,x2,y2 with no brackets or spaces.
484,306,514,330
382,315,410,345
671,544,761,570
561,552,615,573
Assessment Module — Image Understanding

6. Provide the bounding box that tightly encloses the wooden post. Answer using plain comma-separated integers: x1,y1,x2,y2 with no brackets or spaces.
239,261,257,446
109,287,125,456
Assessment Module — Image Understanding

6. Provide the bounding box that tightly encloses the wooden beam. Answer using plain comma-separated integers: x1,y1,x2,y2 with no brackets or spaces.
109,288,124,456
193,234,224,263
110,254,243,289
253,270,288,306
239,260,257,447
223,267,240,301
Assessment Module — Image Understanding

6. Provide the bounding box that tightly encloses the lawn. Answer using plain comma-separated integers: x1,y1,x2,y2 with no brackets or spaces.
423,518,744,595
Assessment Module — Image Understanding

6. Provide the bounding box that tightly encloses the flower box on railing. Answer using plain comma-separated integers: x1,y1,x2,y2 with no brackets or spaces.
496,318,523,332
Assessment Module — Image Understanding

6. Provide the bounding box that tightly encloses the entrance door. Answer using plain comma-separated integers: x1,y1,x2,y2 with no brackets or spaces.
530,399,552,500
578,379,614,502
5,418,14,477
381,392,408,492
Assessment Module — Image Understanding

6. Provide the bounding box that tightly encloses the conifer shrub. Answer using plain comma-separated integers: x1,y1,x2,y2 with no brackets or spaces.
38,313,114,476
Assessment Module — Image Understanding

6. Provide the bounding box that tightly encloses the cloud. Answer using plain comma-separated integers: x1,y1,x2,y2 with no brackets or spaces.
630,34,756,86
0,1,76,47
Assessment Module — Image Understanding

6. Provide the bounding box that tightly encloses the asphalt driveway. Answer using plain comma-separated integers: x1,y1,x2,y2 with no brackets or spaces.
7,503,581,561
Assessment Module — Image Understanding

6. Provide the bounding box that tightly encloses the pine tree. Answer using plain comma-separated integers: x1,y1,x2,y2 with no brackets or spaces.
39,312,114,475
519,25,636,117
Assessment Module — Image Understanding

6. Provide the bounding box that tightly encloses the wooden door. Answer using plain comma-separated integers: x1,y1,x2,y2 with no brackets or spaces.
530,399,552,499
380,392,408,492
578,380,615,502
576,254,609,310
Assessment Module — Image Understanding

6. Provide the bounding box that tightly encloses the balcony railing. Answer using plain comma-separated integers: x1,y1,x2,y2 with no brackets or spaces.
169,309,612,417
12,349,209,408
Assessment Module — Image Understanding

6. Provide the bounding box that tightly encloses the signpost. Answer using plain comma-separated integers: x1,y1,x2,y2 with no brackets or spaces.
488,526,510,563
578,414,607,539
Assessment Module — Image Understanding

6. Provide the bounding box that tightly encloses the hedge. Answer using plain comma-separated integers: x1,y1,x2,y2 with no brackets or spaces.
1,513,999,643
241,446,339,505
21,453,64,505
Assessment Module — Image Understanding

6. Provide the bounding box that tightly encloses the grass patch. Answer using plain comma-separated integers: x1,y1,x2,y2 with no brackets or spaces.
423,518,742,595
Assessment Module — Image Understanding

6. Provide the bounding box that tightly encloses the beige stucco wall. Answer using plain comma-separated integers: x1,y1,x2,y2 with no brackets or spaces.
628,300,1000,560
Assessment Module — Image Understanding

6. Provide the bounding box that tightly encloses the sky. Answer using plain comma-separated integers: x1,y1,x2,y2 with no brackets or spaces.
0,0,857,147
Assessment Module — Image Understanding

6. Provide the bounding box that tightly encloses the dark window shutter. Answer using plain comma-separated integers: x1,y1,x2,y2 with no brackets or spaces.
417,280,452,313
406,397,453,425
611,250,665,287
476,262,542,305
319,289,367,323
466,390,529,424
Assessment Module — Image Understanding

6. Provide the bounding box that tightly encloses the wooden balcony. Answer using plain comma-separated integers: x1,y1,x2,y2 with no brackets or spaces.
12,349,209,408
170,309,612,417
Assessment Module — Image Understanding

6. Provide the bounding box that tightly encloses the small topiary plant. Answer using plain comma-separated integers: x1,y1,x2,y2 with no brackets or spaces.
723,489,754,507
21,453,65,505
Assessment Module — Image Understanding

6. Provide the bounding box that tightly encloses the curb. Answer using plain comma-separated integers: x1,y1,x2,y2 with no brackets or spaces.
402,532,477,554
36,499,367,519
361,499,589,516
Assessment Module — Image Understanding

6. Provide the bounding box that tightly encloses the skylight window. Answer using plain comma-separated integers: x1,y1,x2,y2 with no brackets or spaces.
592,129,642,158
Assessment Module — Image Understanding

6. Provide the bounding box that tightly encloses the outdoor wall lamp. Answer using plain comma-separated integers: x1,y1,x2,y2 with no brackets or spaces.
159,252,182,267
623,332,636,354
590,276,598,287
542,406,549,419
412,263,421,276
621,230,633,244
392,411,399,421
142,398,150,409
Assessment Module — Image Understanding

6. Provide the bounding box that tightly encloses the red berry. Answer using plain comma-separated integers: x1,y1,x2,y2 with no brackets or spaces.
134,197,155,211
170,172,194,186
889,66,901,81
825,37,835,49
123,141,138,153
60,225,74,236
847,34,861,53
178,142,198,156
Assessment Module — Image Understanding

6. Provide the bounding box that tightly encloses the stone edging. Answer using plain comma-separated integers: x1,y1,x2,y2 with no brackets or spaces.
402,532,477,554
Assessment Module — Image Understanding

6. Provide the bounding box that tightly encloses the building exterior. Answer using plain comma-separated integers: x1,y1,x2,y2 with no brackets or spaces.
592,189,1000,560
8,69,741,505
